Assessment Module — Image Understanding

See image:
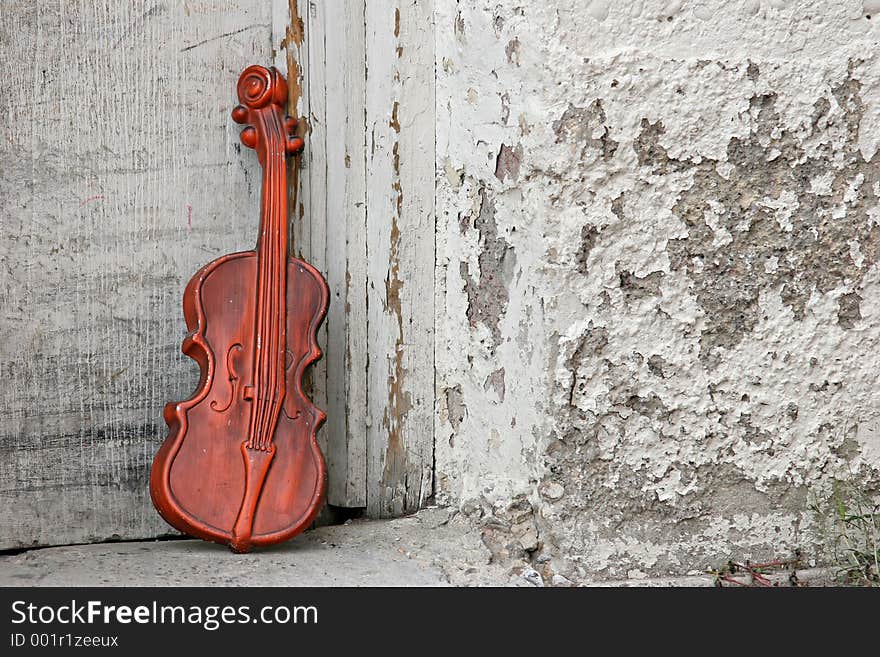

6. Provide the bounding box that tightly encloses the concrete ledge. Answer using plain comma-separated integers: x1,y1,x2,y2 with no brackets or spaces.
0,509,507,587
0,508,840,587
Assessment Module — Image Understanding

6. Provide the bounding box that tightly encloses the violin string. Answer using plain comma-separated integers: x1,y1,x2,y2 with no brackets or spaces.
252,113,272,452
254,126,273,452
253,172,265,452
268,117,285,451
266,118,283,451
276,111,289,444
269,110,288,450
263,131,279,452
277,115,290,444
261,120,275,453
258,115,284,452
248,108,290,453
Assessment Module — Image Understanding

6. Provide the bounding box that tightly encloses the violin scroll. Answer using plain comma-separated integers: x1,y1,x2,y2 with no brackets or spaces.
231,65,304,156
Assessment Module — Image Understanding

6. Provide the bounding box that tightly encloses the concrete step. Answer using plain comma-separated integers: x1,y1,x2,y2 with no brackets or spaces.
0,509,508,587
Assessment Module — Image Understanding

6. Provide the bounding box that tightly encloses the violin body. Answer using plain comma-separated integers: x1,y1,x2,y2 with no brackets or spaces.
150,66,328,552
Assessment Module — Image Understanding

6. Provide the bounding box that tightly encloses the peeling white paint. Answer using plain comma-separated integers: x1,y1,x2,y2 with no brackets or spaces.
435,0,880,579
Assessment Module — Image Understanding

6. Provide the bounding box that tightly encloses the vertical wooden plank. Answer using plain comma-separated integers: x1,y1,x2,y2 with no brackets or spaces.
276,0,369,508
323,0,368,507
303,0,330,457
281,0,312,265
0,0,277,549
275,0,330,462
365,1,436,516
274,0,434,515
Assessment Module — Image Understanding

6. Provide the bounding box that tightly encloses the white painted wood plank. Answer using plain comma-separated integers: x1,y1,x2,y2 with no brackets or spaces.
364,0,436,517
272,1,327,449
275,0,348,522
323,0,368,507
282,0,312,266
276,0,370,508
302,0,330,457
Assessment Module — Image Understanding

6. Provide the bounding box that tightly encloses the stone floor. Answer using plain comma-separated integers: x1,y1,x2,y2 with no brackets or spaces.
0,507,836,587
0,508,514,587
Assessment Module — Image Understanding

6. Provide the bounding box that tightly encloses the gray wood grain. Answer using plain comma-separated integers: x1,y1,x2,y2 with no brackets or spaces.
0,0,437,550
364,0,435,516
309,0,369,507
0,0,275,549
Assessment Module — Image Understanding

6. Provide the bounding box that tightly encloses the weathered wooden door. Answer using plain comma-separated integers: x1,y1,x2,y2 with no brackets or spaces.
0,0,434,550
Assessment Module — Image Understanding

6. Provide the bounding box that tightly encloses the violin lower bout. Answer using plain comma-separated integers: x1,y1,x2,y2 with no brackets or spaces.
150,251,329,552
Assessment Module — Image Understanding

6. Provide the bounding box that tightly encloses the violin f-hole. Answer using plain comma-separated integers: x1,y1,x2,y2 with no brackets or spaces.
210,343,243,413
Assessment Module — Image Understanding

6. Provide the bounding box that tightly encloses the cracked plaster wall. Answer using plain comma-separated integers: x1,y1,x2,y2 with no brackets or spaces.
435,0,880,580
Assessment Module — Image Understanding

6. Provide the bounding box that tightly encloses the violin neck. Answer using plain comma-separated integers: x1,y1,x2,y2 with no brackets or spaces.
255,147,288,261
247,141,290,452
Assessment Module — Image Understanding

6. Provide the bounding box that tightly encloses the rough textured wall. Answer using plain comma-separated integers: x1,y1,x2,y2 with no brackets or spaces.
435,0,880,581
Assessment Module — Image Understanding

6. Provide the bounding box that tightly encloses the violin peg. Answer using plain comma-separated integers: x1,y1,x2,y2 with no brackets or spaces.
284,116,297,134
240,126,258,149
286,137,304,155
231,105,248,124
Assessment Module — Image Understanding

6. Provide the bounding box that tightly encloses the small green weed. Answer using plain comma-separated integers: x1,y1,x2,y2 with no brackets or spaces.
810,481,879,587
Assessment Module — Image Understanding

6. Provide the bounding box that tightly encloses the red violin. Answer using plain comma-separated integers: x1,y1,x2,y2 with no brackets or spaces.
150,65,329,553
